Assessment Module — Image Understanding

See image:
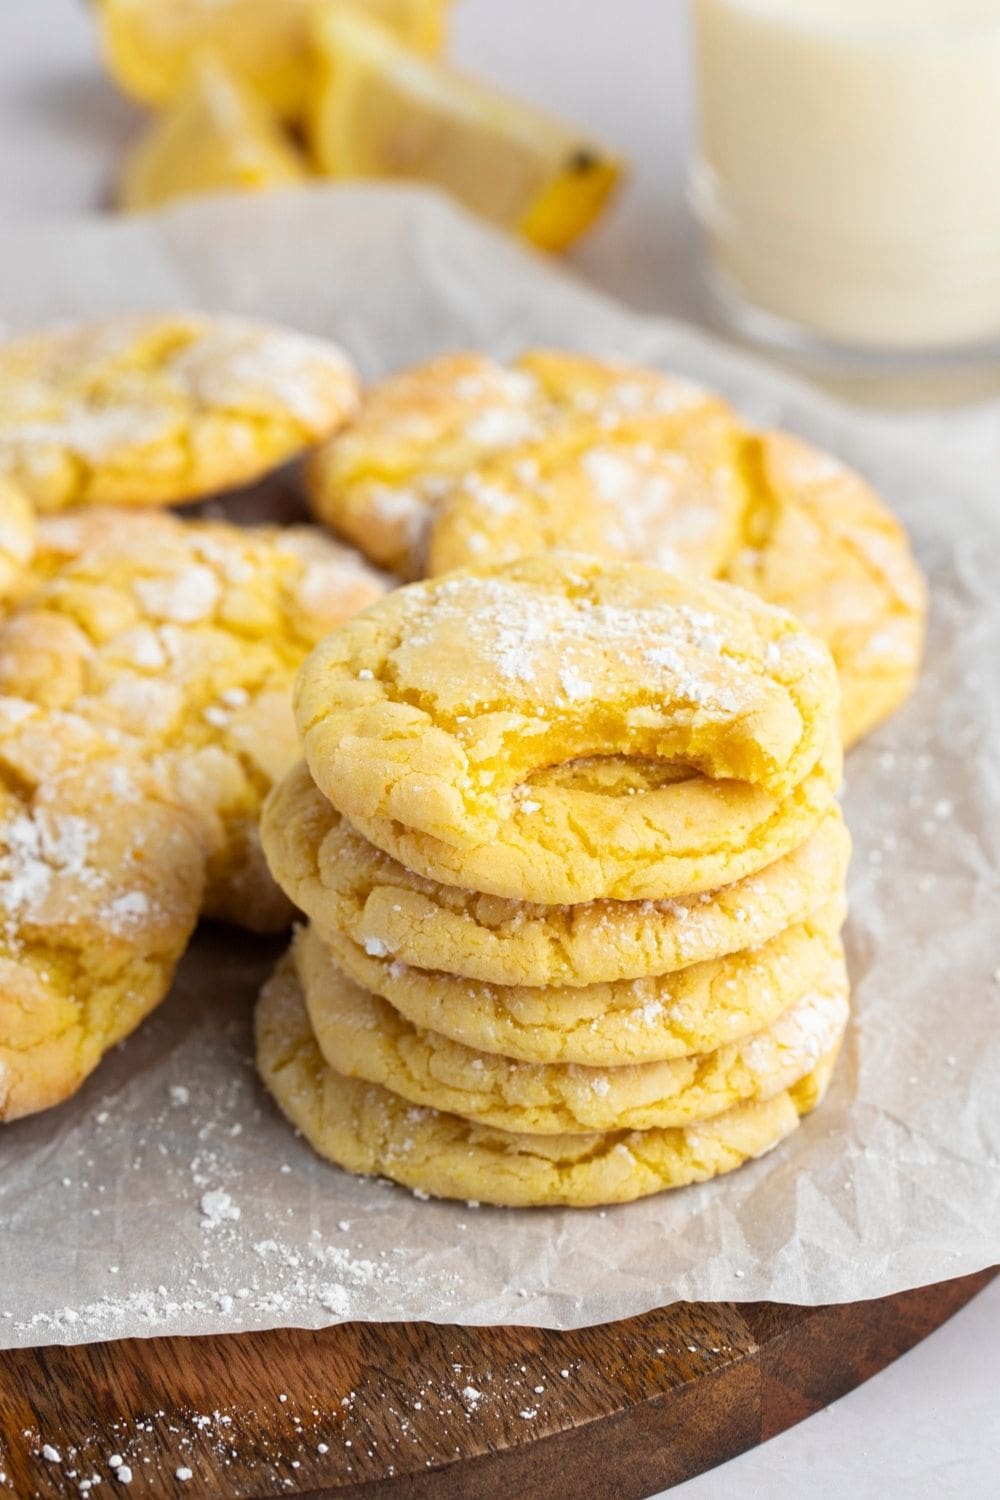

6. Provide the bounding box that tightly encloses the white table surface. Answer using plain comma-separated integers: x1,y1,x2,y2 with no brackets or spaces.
0,3,996,1497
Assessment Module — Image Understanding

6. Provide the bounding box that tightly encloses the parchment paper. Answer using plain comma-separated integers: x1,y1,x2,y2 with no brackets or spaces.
1,187,997,1349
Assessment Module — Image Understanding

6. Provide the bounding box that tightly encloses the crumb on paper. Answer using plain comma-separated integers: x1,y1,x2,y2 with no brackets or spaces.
199,1190,240,1228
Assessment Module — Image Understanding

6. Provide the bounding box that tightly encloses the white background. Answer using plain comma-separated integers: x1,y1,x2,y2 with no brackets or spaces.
0,2,996,1496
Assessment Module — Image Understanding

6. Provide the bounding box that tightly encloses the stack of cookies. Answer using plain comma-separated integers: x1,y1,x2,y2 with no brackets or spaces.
257,553,851,1208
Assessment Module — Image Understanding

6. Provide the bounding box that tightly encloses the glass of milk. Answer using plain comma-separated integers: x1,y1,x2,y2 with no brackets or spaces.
691,0,1000,358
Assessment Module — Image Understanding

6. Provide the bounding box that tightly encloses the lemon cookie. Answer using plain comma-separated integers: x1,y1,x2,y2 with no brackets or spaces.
306,350,738,578
431,432,925,748
6,506,180,604
262,763,849,986
299,936,848,1135
294,896,845,1066
256,953,840,1207
429,429,924,750
722,432,927,747
312,351,924,745
427,432,745,580
0,314,359,512
0,699,204,1122
297,915,849,1126
0,478,35,602
0,514,386,930
294,555,841,903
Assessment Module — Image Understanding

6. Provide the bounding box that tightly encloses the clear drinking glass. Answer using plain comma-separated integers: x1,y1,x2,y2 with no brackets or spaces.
690,0,1000,362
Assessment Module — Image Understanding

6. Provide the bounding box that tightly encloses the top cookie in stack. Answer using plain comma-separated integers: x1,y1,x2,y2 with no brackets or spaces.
257,553,851,1208
305,350,927,746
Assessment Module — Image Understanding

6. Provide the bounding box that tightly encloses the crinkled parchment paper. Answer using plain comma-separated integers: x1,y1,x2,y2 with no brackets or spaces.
0,187,997,1348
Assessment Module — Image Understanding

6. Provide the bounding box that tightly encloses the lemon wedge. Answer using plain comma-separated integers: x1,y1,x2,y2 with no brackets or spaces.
118,57,308,211
306,8,623,250
96,0,453,118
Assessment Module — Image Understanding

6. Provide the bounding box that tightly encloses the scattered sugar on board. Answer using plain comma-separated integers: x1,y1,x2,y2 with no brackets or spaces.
15,1353,582,1487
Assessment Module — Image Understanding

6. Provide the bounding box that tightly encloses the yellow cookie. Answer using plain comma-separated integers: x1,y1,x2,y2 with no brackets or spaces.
306,350,737,578
0,699,204,1122
262,763,849,986
294,555,841,903
255,952,841,1207
429,426,925,751
294,897,845,1066
0,478,35,603
0,314,359,512
5,506,179,606
0,513,386,930
297,920,848,1132
723,432,927,747
429,435,746,580
311,351,924,745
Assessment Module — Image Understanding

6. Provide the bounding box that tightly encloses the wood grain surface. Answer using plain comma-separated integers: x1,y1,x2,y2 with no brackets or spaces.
0,1268,992,1499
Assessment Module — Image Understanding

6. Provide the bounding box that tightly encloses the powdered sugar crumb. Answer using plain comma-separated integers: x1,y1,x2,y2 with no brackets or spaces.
134,565,220,624
318,1284,350,1317
410,575,793,722
200,1190,240,1228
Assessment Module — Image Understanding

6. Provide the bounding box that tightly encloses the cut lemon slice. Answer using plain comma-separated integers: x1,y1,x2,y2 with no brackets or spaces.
96,0,453,118
118,57,308,211
306,8,623,250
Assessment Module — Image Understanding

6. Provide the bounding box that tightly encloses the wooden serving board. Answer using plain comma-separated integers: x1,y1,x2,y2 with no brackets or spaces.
0,1268,992,1499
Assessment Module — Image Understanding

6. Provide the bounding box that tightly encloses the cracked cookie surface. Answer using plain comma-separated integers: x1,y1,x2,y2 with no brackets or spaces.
0,511,387,930
309,350,924,745
255,952,841,1207
307,350,742,579
0,313,359,511
0,700,204,1121
722,432,926,746
293,554,841,902
262,764,849,986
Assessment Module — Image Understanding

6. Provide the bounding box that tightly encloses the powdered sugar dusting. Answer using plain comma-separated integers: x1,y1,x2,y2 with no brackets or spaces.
0,316,356,507
171,320,355,430
107,891,150,925
134,564,220,624
464,406,537,448
405,573,795,717
741,983,848,1076
0,808,99,931
4,403,173,464
580,444,723,569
